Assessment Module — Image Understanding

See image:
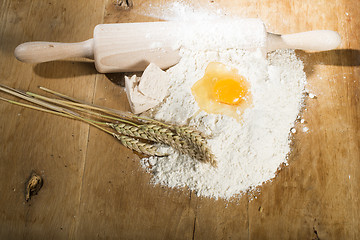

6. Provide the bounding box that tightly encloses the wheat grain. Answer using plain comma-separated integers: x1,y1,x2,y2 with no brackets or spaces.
140,124,216,166
108,122,205,162
107,123,157,142
174,126,217,167
114,134,166,157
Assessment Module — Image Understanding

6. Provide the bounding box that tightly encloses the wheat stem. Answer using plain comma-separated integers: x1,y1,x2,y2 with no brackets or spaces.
39,86,134,119
0,96,72,118
0,85,79,117
0,86,166,157
27,91,138,127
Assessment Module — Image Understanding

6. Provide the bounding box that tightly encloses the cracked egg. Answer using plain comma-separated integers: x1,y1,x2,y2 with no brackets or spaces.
191,62,252,120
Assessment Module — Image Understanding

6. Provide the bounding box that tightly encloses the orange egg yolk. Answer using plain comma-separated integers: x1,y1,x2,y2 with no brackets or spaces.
213,78,247,105
191,62,251,121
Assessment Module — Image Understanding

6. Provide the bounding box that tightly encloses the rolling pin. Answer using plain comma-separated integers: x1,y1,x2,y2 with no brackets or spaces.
14,19,341,73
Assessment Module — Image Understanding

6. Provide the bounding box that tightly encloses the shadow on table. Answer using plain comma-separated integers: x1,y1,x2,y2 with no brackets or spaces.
104,72,144,87
33,60,97,79
32,49,360,81
33,60,143,87
295,49,360,77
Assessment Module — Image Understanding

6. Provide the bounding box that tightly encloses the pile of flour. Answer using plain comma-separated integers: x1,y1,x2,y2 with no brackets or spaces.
137,3,307,200
141,48,306,200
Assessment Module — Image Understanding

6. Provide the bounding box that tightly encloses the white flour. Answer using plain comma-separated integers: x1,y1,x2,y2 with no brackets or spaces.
138,3,307,200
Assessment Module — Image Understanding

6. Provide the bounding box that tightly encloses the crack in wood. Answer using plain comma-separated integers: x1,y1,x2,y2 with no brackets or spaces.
313,227,320,240
192,215,197,240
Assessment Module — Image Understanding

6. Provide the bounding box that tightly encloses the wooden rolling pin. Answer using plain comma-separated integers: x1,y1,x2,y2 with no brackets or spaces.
14,20,341,73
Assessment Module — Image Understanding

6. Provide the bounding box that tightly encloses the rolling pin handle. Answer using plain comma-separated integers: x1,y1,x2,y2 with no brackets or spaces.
14,39,94,63
267,30,341,52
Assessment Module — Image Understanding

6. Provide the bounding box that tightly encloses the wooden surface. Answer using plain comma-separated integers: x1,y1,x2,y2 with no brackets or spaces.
0,0,359,239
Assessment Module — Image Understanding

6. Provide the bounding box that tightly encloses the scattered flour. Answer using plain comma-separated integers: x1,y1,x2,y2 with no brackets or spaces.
137,3,307,200
302,127,309,133
308,93,316,99
139,1,228,21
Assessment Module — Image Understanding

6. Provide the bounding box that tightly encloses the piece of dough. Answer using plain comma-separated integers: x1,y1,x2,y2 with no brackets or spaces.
125,63,170,114
138,63,170,102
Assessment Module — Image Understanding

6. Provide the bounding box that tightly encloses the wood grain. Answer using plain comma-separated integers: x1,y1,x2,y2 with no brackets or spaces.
0,0,104,239
0,0,359,239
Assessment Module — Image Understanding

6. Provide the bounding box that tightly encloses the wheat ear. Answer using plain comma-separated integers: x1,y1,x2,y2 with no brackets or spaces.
114,134,166,157
107,123,157,142
174,126,217,167
140,124,209,163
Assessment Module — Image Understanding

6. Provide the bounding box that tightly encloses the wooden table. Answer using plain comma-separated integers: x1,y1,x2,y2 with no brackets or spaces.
0,0,359,239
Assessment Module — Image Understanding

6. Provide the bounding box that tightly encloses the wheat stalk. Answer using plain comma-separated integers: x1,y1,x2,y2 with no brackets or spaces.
0,84,217,167
0,86,166,157
36,87,217,165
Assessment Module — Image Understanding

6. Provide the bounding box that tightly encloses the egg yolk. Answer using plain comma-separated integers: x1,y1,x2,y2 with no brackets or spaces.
213,78,247,105
191,62,251,121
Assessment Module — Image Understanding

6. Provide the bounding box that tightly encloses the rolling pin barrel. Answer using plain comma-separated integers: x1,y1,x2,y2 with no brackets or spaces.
14,39,94,63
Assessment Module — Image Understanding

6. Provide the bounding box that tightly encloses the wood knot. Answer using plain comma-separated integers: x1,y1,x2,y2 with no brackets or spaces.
114,0,133,9
25,171,43,201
